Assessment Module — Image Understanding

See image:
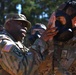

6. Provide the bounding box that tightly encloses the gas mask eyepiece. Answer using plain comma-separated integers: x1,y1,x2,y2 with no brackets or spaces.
54,10,73,42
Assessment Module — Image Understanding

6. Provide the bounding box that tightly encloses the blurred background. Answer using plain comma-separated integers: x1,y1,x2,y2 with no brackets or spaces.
0,0,67,26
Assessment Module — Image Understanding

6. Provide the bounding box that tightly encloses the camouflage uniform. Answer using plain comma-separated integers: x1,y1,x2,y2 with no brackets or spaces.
32,31,76,75
53,30,76,75
0,30,76,75
0,30,49,75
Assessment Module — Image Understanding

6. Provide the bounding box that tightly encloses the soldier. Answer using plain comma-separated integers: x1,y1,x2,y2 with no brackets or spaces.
0,13,58,75
37,1,76,75
51,0,76,75
24,23,46,47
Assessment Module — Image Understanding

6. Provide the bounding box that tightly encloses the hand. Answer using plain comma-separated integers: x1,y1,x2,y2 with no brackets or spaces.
47,12,56,27
41,26,58,42
41,12,58,42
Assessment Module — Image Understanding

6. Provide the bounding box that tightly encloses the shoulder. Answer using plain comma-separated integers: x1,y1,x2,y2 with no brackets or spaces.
0,34,24,57
0,34,15,53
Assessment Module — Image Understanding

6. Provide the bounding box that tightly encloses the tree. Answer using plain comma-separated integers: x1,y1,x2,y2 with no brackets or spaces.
0,0,67,26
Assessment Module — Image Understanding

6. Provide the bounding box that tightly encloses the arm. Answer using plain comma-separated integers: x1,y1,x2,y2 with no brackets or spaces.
32,12,58,53
30,12,58,75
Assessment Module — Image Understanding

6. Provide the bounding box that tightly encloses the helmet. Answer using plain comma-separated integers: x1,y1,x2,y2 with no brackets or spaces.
67,0,76,8
31,23,47,30
4,13,31,29
57,0,76,11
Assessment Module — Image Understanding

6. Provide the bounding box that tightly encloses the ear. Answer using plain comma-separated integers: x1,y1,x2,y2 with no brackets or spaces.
5,21,12,30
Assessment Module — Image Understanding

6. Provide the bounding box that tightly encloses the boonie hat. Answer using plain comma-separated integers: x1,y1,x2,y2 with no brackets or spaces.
5,13,31,29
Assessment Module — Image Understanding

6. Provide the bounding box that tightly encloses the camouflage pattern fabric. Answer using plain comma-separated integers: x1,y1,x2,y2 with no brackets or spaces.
33,33,76,75
0,30,76,75
0,31,49,75
52,31,76,75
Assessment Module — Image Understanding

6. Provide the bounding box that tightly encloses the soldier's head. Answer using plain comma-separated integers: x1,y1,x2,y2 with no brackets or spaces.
28,23,46,44
4,13,31,41
54,0,76,41
30,23,46,35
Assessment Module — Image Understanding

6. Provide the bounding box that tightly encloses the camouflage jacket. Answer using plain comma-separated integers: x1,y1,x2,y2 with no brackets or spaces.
53,31,76,75
0,30,76,75
0,31,49,75
34,30,76,75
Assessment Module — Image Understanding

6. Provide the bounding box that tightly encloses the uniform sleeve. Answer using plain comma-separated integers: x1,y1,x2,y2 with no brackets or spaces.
31,38,48,54
30,38,54,75
0,37,53,75
0,39,25,75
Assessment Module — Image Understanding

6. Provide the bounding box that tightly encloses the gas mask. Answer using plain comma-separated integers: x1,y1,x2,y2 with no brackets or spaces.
28,31,41,44
54,10,73,42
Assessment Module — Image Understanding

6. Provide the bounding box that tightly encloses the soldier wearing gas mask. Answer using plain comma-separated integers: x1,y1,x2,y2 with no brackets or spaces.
52,0,76,75
24,23,46,47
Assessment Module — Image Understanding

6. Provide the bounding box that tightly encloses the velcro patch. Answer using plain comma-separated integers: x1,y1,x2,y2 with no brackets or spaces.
2,44,13,52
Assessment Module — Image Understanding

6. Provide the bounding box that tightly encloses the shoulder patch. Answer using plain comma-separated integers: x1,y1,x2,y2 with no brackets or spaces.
2,44,14,52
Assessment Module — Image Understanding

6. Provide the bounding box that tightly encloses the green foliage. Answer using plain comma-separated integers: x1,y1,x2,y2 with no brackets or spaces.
0,0,67,26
